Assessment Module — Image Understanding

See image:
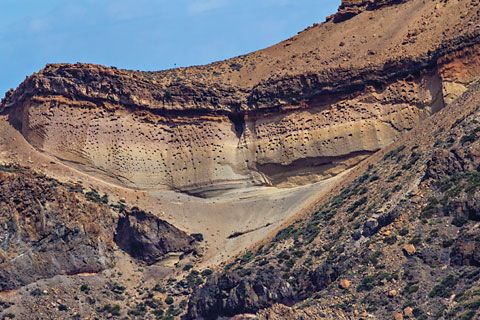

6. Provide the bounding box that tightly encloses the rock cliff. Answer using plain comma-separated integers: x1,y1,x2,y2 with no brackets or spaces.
0,166,197,291
2,0,479,195
186,79,480,320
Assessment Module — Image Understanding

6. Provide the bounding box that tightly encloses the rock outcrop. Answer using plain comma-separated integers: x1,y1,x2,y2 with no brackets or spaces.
115,207,198,265
330,0,409,23
0,166,199,291
2,0,479,195
0,166,116,290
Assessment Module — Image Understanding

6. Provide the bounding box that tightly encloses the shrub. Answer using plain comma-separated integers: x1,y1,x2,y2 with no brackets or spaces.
58,304,68,311
357,275,376,292
241,251,253,263
201,269,213,277
111,283,126,294
442,239,454,248
302,223,320,243
30,288,44,296
128,303,146,316
183,263,193,271
230,63,243,71
452,215,469,227
100,304,121,316
383,145,406,161
429,275,458,298
153,283,165,293
404,283,419,295
274,226,294,241
80,284,91,294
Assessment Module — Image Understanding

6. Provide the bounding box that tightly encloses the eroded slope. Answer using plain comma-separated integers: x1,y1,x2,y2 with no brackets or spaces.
186,81,480,319
2,0,479,195
0,166,198,291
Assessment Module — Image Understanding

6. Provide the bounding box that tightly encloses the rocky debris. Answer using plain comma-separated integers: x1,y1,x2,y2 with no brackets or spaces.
256,303,350,320
339,279,351,290
450,237,480,267
186,83,480,319
114,207,198,265
187,271,300,319
330,0,410,23
0,167,116,290
404,307,414,318
393,311,404,320
387,289,398,298
402,244,416,256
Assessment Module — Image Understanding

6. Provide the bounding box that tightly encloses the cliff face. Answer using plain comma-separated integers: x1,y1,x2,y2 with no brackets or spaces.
330,0,410,22
0,166,197,291
2,0,479,195
186,79,480,320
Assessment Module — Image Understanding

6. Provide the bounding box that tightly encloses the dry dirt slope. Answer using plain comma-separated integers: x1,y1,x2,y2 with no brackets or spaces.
186,81,480,319
0,0,478,319
1,0,479,195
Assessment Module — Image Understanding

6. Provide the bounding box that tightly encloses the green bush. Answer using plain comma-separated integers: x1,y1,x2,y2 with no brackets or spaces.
357,275,376,292
80,284,91,294
429,275,458,298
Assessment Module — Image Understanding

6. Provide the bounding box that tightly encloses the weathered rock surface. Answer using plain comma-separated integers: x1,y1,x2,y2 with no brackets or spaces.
115,207,197,265
0,167,116,290
2,0,479,195
0,165,198,293
186,82,480,319
330,0,409,23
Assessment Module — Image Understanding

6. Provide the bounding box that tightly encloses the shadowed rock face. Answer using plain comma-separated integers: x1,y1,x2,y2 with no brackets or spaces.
2,0,478,195
0,166,199,291
0,167,116,291
186,82,480,320
330,0,410,23
114,208,197,265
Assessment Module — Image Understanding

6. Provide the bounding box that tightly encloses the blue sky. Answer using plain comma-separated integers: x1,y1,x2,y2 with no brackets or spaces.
0,0,340,98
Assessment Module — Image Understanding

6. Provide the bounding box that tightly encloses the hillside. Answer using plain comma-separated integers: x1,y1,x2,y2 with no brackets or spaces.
2,0,479,195
0,0,478,319
187,80,480,319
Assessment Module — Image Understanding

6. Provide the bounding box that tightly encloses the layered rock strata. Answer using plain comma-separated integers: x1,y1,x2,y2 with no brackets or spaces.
1,0,479,195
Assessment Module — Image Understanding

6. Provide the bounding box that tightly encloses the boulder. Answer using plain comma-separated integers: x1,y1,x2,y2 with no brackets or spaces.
114,207,197,264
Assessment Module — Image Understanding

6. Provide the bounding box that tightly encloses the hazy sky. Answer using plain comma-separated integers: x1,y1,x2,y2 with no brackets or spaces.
0,0,340,98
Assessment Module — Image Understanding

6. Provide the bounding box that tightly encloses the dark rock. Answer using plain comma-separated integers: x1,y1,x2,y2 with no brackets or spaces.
362,219,379,237
0,169,116,291
310,262,341,291
352,230,362,240
446,193,480,221
191,233,204,242
450,239,480,267
186,271,297,320
330,0,410,23
115,207,196,265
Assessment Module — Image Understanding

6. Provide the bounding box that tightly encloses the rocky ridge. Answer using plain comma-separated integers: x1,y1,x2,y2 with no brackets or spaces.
2,0,479,195
0,165,198,291
186,80,480,319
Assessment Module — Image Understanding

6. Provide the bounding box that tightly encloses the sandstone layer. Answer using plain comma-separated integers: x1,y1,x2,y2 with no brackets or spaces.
2,0,479,195
186,77,480,320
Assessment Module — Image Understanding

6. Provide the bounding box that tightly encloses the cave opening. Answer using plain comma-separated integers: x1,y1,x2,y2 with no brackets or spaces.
228,113,245,138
